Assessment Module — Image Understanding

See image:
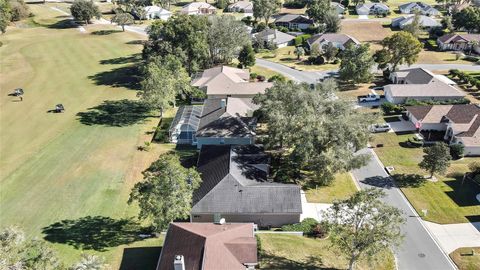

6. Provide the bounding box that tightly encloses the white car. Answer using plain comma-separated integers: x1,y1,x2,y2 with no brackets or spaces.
358,93,381,102
370,123,391,133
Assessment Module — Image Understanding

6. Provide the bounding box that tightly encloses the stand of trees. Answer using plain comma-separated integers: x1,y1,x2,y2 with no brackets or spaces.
253,79,373,185
307,0,341,33
70,0,101,25
452,7,480,33
252,0,282,24
1,0,30,34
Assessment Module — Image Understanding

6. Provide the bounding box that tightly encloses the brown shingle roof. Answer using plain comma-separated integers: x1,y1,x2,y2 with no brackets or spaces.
157,223,257,270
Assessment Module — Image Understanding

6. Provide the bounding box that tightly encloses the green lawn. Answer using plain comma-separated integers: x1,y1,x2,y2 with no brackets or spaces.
305,173,359,203
257,234,395,270
450,247,480,270
256,46,340,71
371,133,480,224
0,4,169,268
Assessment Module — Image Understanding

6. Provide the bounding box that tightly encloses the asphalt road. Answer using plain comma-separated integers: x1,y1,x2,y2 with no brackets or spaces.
256,58,480,83
351,148,457,270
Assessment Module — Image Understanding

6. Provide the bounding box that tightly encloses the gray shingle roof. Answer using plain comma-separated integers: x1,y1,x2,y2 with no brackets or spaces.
192,145,302,214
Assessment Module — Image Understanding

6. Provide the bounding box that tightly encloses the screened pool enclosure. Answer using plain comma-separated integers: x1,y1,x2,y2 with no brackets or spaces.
169,106,203,144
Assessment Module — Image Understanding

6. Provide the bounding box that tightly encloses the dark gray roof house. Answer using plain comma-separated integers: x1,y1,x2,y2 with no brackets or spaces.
274,14,314,30
253,28,295,47
191,145,303,227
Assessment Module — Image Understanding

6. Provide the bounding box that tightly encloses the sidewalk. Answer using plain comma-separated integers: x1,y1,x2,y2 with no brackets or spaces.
423,221,480,254
300,191,332,222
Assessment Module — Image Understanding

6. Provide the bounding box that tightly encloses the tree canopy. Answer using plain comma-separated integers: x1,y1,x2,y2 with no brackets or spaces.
374,31,422,72
419,142,452,178
339,43,374,84
253,80,373,185
111,11,134,31
238,44,256,68
252,0,281,24
207,15,250,64
70,0,101,24
143,15,210,75
323,188,405,270
138,55,193,114
128,154,202,232
452,7,480,33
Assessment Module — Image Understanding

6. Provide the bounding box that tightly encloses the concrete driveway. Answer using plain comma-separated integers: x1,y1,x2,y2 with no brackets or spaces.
388,118,416,133
300,191,332,222
424,221,480,254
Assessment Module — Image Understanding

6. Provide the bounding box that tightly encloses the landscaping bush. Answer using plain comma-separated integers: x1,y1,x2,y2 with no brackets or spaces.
308,55,324,65
249,72,258,80
215,0,228,9
283,0,307,8
407,137,424,147
9,0,30,21
293,34,311,47
468,161,480,175
404,98,470,106
381,102,403,115
257,75,266,82
281,218,319,235
450,144,465,160
268,74,286,83
278,26,289,33
449,69,460,78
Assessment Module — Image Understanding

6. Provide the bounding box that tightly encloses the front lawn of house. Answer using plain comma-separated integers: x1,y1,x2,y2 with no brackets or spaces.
371,133,480,224
305,173,359,203
257,234,395,270
256,46,340,71
450,247,480,270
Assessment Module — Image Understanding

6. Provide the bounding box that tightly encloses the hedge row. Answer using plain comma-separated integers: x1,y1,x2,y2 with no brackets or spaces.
449,69,480,90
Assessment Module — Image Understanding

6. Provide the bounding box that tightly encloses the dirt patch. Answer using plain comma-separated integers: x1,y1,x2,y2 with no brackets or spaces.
341,21,393,51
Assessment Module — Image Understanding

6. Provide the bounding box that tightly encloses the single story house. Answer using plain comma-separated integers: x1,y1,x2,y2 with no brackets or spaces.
141,5,171,20
191,66,273,99
331,2,346,14
385,68,465,104
227,1,253,14
398,2,440,16
274,14,314,30
391,15,441,29
406,104,480,156
253,28,295,48
191,145,303,227
306,33,360,51
180,2,217,15
195,98,259,148
157,222,258,270
356,3,390,15
437,34,480,54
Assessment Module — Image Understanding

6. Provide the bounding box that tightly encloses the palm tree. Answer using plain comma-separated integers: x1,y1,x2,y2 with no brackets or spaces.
70,254,108,270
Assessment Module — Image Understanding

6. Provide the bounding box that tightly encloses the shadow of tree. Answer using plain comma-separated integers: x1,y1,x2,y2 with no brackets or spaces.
88,65,141,90
361,176,394,189
126,40,145,45
393,174,426,188
119,246,162,270
42,216,153,251
47,19,78,29
260,252,339,270
91,29,123,35
173,145,198,169
444,173,480,207
76,99,152,126
100,54,141,65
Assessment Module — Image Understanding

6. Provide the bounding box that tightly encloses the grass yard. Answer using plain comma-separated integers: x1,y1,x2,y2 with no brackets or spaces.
450,247,480,270
250,65,283,79
257,234,395,270
256,46,340,71
0,4,172,268
370,133,480,224
305,173,359,203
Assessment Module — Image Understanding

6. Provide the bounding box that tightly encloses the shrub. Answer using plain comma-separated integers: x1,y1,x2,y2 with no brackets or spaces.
407,137,424,147
257,75,266,81
278,26,289,33
293,34,311,47
449,69,460,78
281,218,319,235
468,161,480,175
9,0,30,21
450,144,464,159
268,74,286,83
215,0,228,9
283,0,307,8
381,102,403,115
249,72,258,80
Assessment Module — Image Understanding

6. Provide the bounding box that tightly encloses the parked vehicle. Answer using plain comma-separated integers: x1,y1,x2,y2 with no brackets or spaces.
358,93,381,102
370,123,391,133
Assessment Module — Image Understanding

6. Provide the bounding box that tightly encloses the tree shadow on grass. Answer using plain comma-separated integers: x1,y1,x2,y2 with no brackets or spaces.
42,216,153,251
46,19,78,29
119,247,162,270
126,40,145,45
91,29,123,35
76,99,152,126
443,173,480,207
88,65,141,90
260,252,338,270
99,54,141,65
393,174,426,188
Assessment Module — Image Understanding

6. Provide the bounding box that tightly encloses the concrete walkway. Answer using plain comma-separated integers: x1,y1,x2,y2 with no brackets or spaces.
300,191,332,222
423,221,480,254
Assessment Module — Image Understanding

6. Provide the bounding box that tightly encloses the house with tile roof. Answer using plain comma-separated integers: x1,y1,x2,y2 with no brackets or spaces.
156,222,258,270
437,33,480,54
180,2,217,15
384,68,466,104
191,145,303,226
192,66,273,99
406,104,480,156
273,14,314,30
253,28,295,48
391,15,441,29
306,33,360,51
398,2,440,16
